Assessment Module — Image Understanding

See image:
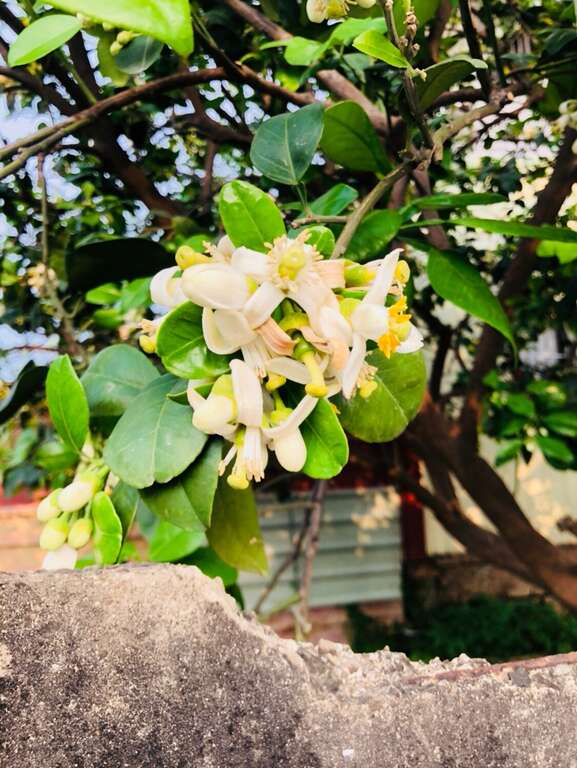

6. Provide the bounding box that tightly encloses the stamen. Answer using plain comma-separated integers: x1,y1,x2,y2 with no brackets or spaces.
295,340,327,398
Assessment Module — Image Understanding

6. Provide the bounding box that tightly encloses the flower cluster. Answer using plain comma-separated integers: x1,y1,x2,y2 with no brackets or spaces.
147,232,422,491
36,467,105,570
306,0,377,23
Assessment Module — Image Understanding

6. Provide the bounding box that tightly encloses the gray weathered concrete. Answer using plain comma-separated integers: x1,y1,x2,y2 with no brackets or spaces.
1,564,576,767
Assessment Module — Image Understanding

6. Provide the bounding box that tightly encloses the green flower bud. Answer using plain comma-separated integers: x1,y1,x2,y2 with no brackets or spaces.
36,490,61,523
40,517,69,551
67,518,93,550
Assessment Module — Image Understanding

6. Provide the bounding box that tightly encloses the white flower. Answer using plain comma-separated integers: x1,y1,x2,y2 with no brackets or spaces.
150,266,188,308
42,544,78,571
306,0,375,23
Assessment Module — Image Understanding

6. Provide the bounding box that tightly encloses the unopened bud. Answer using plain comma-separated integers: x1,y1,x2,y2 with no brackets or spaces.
37,490,61,523
193,395,235,434
116,30,134,45
139,334,156,354
68,518,93,550
395,260,411,285
175,245,210,269
109,41,122,56
58,473,100,513
274,430,307,472
40,517,69,551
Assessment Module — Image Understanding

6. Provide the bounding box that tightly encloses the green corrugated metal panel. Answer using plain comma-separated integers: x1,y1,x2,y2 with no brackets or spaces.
239,488,402,612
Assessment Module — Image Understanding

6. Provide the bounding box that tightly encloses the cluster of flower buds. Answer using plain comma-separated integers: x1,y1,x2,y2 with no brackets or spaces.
306,0,376,24
36,469,105,571
148,227,423,491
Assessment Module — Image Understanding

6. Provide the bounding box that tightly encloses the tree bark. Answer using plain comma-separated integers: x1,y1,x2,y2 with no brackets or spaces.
2,564,577,768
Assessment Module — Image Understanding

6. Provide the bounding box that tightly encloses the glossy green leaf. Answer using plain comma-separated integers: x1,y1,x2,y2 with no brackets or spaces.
415,56,488,110
156,302,230,380
542,411,577,438
67,238,172,292
284,37,324,66
413,0,441,25
104,375,207,489
404,192,506,213
207,477,267,575
346,210,402,262
300,398,349,479
495,439,523,467
536,435,574,466
453,218,577,243
310,184,358,216
46,355,89,454
111,481,146,540
293,225,335,257
337,350,427,442
47,0,193,56
427,249,514,346
92,492,123,565
34,439,77,472
182,547,238,586
85,283,122,305
527,380,567,409
81,344,159,419
219,181,286,252
328,17,387,45
149,520,206,563
352,30,409,68
504,393,536,419
537,241,577,264
250,104,324,186
321,101,390,173
0,363,47,425
141,439,222,530
8,14,81,66
115,35,164,74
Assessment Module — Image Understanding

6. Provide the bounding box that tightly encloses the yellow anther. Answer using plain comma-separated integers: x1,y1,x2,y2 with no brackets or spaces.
265,373,286,392
176,245,211,269
300,351,327,398
329,402,341,415
278,245,307,281
139,335,156,354
378,331,401,359
359,380,378,399
395,260,411,285
227,471,249,491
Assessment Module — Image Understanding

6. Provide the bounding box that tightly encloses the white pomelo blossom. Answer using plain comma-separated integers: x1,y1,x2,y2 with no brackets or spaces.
150,266,188,308
306,0,376,23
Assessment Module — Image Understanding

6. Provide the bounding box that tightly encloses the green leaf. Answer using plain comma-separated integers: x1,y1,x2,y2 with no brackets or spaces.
328,17,387,45
504,393,536,419
404,192,506,213
293,225,335,257
111,481,145,540
495,439,523,467
8,14,81,66
536,435,574,466
352,30,409,68
219,181,286,252
96,32,129,86
250,104,325,186
527,380,567,409
453,218,577,243
310,184,358,216
337,350,427,442
104,375,207,489
299,398,349,479
34,439,77,472
542,411,577,438
46,355,89,454
537,241,577,264
81,344,159,419
427,249,514,346
321,101,390,173
181,547,238,586
67,238,172,292
141,439,222,530
47,0,193,56
346,210,402,262
85,283,122,305
92,492,123,565
149,520,205,563
115,35,164,74
413,0,441,25
284,37,324,66
415,56,488,110
156,302,230,380
207,477,267,575
0,363,47,425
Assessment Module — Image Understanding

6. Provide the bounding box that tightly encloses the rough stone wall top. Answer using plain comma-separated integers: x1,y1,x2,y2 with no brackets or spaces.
1,564,576,768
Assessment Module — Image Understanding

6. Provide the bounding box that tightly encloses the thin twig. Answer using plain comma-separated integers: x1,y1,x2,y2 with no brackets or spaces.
298,479,327,626
458,0,491,98
292,214,348,227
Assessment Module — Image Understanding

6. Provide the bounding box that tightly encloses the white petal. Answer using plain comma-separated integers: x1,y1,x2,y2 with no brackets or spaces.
231,359,264,427
290,274,338,320
263,395,318,440
319,306,353,346
266,356,310,385
202,308,241,355
364,248,402,305
215,309,257,349
273,429,307,472
351,303,389,341
42,544,77,571
306,0,326,22
243,281,284,328
187,381,207,410
315,259,345,289
242,337,272,378
231,247,269,280
192,395,234,434
396,324,424,354
341,334,366,399
181,264,249,310
216,235,234,260
150,267,186,308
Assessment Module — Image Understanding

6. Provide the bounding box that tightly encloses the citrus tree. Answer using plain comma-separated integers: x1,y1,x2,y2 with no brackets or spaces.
1,0,577,611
